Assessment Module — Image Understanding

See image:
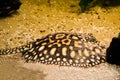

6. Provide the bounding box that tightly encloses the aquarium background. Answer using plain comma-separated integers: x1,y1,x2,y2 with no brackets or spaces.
0,0,120,80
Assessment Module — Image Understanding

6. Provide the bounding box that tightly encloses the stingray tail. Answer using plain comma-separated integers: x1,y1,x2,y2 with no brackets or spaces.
0,43,31,55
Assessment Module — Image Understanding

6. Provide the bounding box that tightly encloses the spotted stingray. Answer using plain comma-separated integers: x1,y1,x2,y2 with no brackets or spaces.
0,32,106,67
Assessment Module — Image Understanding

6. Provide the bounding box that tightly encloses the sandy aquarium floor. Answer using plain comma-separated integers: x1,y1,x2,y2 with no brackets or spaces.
0,0,120,80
